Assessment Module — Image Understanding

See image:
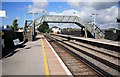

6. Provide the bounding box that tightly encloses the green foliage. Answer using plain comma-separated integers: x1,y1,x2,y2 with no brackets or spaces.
37,22,49,33
45,28,52,33
11,19,18,31
109,28,117,30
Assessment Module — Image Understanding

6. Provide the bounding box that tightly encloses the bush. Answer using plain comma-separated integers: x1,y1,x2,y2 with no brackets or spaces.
37,22,49,33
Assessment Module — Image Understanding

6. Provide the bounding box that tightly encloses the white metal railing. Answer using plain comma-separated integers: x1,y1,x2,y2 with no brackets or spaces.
34,15,105,39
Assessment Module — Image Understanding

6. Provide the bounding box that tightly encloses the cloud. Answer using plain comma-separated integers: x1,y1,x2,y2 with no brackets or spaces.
27,0,48,13
65,1,119,29
26,1,118,29
67,0,119,10
49,9,79,16
16,17,20,20
49,10,81,29
97,6,118,24
67,0,119,2
48,23,80,29
49,6,118,29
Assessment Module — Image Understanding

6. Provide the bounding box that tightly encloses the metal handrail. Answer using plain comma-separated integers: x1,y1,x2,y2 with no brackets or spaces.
34,15,105,39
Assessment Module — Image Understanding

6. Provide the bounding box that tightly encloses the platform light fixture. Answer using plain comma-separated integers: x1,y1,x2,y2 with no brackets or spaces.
91,13,98,38
28,12,38,41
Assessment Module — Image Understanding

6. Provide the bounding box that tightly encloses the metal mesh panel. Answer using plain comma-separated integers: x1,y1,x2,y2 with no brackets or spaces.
34,15,105,39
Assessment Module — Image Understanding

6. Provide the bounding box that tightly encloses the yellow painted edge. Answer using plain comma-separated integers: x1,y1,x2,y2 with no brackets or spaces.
41,36,50,77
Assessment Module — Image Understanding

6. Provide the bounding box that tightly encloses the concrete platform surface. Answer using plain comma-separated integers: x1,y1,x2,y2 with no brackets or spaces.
41,35,69,75
57,34,119,47
1,34,68,76
2,36,45,75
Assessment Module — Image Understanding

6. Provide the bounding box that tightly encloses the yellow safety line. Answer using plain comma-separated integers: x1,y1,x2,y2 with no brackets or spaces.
41,36,50,77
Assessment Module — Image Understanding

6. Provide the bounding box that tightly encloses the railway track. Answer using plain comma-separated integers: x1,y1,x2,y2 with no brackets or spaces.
44,34,120,77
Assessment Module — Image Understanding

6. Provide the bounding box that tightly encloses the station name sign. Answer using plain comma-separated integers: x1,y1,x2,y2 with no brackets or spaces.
0,10,6,17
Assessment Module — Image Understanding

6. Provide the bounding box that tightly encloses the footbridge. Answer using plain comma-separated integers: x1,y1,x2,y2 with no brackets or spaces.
24,15,105,41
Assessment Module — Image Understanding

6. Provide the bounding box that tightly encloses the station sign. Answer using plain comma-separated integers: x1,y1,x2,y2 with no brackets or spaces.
0,10,6,17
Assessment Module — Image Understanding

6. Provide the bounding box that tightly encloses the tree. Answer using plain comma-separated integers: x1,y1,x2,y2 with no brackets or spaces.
109,28,117,30
45,28,52,33
11,19,18,31
37,22,49,33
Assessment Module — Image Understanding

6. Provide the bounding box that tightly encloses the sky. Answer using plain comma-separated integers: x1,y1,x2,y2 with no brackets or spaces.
1,0,120,29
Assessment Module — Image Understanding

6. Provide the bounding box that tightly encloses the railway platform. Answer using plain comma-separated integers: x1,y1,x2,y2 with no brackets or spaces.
55,34,119,47
1,34,71,76
1,34,119,76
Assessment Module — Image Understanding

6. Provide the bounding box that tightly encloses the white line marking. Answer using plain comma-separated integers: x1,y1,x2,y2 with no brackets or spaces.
45,37,73,76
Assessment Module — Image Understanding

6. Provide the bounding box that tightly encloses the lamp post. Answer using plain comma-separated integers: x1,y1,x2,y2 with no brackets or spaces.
91,13,98,38
0,10,6,57
42,10,46,22
28,12,38,41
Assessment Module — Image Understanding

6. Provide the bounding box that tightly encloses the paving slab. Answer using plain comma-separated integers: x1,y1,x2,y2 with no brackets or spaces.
2,38,45,75
1,34,70,76
42,35,68,75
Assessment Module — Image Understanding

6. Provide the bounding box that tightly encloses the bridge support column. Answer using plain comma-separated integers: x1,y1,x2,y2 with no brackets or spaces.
23,20,28,41
80,27,85,37
80,27,87,38
84,28,87,38
23,20,34,41
32,21,36,41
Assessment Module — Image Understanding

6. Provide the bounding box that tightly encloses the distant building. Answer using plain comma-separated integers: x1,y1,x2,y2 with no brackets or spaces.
3,25,7,29
102,29,120,41
17,28,24,32
116,18,120,23
2,25,12,30
62,28,120,41
51,26,61,34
